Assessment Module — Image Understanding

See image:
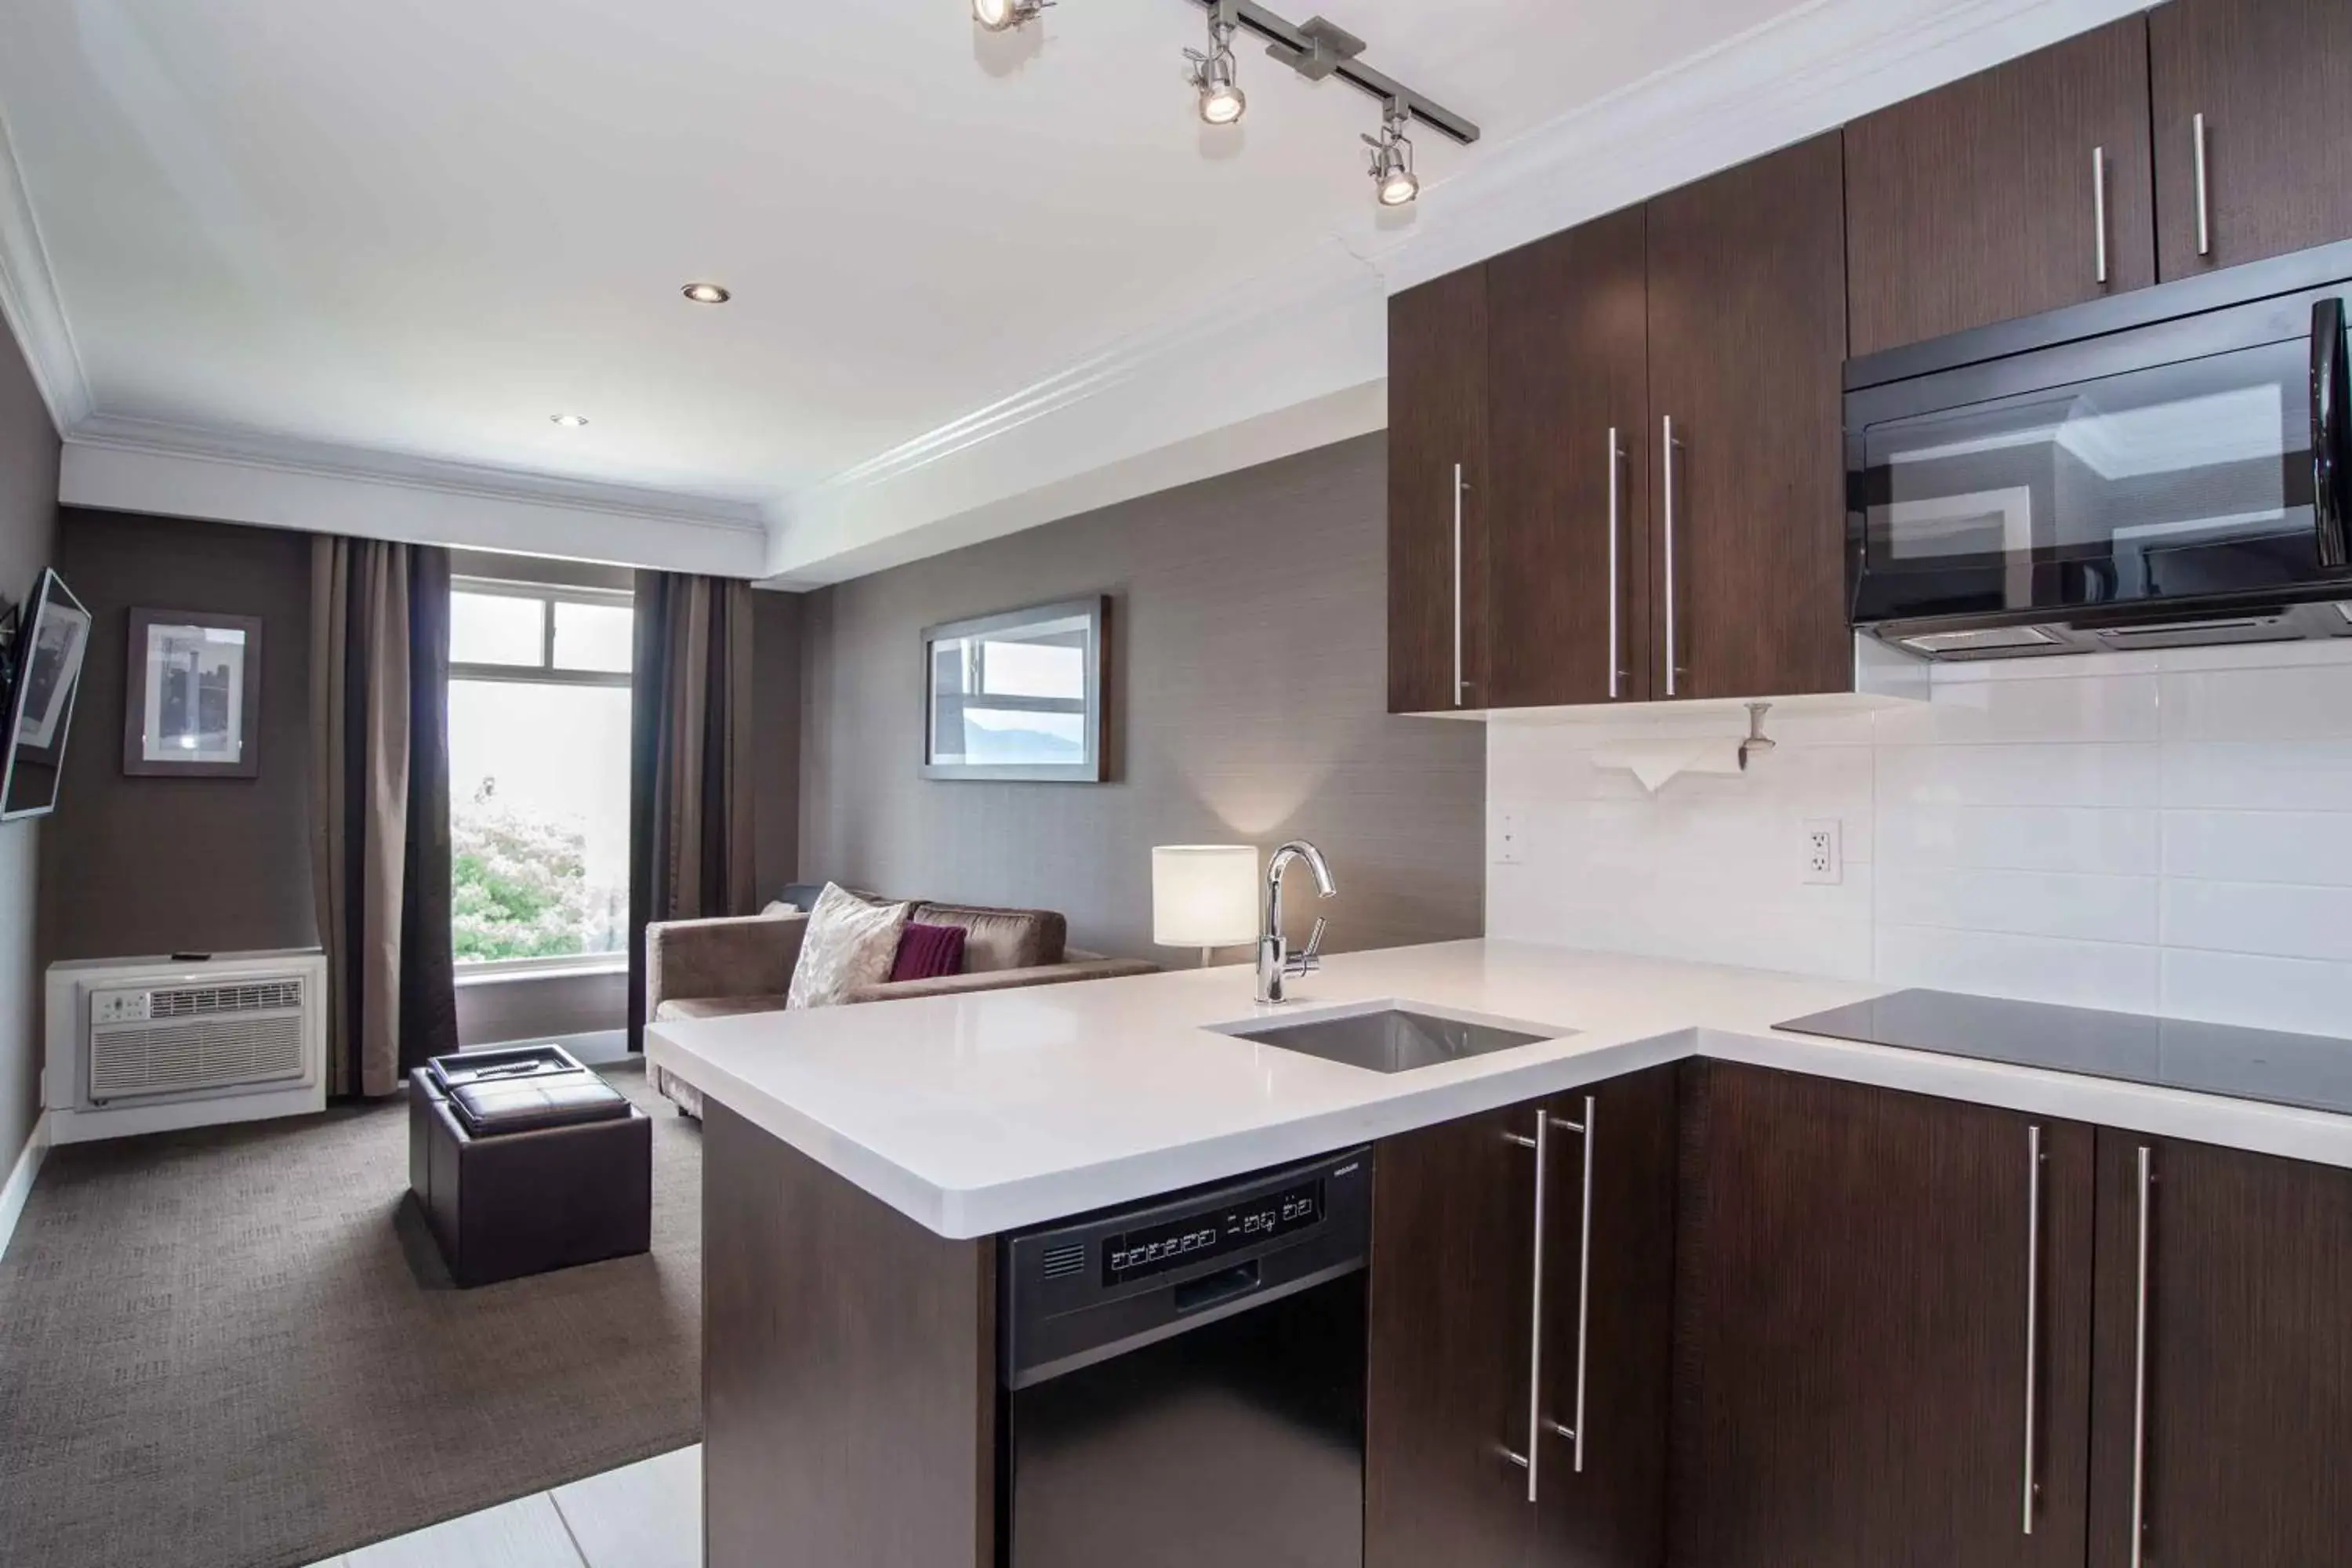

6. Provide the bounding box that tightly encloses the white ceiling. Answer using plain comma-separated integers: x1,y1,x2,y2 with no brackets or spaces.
0,0,2144,579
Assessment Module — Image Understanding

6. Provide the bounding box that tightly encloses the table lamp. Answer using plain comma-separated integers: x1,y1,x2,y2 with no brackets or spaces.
1152,845,1259,967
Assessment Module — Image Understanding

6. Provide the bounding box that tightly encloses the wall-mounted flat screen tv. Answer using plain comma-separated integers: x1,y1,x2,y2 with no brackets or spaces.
1,570,92,821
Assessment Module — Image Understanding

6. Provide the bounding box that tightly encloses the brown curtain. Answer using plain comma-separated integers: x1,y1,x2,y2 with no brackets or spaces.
310,537,459,1097
628,572,756,1051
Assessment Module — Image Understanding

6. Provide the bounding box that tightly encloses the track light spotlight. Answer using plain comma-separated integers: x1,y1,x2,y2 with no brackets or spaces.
1185,12,1247,125
973,0,1050,33
1364,100,1419,206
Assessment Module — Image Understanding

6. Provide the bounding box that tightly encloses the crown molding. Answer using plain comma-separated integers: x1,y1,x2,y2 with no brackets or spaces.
63,415,771,576
766,0,2147,585
0,99,92,432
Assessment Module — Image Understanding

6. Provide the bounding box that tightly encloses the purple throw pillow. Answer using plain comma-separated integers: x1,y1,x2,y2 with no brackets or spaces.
889,923,967,983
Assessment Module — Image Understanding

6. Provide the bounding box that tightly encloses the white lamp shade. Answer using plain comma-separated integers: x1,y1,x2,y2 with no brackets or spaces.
1152,845,1259,949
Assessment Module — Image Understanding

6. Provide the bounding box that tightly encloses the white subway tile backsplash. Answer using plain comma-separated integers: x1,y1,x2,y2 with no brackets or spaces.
2161,949,2352,1037
1871,673,2159,746
1878,805,2159,876
2161,664,2352,742
1877,742,2161,810
1878,866,2159,945
1875,925,2161,1012
2163,880,2352,964
2161,742,2352,812
1490,655,2352,1031
2162,811,2352,888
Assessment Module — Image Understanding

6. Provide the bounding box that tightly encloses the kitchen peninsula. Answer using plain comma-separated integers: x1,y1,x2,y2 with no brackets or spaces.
648,939,2352,1568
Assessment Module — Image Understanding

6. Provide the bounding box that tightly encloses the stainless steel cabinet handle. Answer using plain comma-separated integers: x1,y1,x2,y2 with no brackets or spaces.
1451,461,1465,706
2193,113,2212,258
1498,1111,1548,1501
2092,146,2110,285
1662,416,1680,698
2130,1145,2155,1568
2022,1125,2045,1534
1606,429,1623,700
1546,1099,1595,1474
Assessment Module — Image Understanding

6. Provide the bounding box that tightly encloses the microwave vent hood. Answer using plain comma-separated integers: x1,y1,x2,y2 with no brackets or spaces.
1846,238,2352,662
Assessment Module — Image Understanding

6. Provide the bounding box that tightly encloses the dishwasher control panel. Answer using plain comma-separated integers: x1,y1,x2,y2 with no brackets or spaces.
1102,1178,1324,1284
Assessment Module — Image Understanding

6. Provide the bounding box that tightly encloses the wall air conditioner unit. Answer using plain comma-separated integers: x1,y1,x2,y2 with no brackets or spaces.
45,949,328,1145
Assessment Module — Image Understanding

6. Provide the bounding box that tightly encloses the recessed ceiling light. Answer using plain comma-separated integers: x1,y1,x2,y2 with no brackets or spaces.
681,282,731,305
550,413,590,428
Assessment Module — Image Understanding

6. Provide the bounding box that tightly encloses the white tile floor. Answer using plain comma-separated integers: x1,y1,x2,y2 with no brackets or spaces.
305,1445,699,1568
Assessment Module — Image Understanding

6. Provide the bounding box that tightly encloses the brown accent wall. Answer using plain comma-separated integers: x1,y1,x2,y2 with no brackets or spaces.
797,434,1484,961
36,510,316,971
0,315,59,1164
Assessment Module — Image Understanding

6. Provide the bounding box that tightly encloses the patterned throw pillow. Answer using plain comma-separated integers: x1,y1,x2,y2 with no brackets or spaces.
786,884,913,1010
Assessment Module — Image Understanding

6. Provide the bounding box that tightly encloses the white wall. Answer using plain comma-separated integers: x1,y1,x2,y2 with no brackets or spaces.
1488,638,2352,1036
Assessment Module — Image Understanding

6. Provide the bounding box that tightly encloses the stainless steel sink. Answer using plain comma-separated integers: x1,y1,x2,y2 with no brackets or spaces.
1214,1005,1565,1074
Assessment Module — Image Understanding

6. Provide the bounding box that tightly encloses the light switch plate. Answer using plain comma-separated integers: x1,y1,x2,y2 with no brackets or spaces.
1494,811,1526,866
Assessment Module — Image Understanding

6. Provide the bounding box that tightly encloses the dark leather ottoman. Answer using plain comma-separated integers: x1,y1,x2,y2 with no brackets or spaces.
408,1065,652,1287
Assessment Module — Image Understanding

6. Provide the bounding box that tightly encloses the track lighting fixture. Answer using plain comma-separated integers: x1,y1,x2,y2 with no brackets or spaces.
972,0,1050,33
1364,100,1418,206
1185,9,1247,126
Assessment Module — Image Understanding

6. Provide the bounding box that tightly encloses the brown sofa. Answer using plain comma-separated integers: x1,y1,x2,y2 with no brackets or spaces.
644,898,1157,1116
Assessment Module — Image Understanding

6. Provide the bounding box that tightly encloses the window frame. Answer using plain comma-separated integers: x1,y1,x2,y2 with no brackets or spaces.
449,576,635,690
448,576,636,974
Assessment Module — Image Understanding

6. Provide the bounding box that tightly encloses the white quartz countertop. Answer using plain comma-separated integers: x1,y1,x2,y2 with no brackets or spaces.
646,939,2352,1239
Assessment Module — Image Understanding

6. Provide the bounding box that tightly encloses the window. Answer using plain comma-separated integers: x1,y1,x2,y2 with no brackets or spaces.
448,579,633,971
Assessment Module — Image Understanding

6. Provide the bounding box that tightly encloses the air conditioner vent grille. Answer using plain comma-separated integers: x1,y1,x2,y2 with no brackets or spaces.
150,979,305,1019
89,1014,307,1102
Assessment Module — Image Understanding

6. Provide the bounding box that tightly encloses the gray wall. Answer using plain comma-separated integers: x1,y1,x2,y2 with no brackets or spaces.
797,434,1485,961
753,590,802,906
0,317,59,1165
38,510,318,970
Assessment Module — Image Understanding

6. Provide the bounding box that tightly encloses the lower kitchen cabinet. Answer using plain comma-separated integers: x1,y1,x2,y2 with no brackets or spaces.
1534,1067,1678,1568
2087,1131,2352,1567
1669,1063,2095,1568
1367,1069,1677,1568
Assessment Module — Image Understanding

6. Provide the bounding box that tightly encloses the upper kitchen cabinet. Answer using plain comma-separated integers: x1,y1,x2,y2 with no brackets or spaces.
1671,1064,2096,1568
1845,16,2155,355
1646,134,1852,702
1486,206,1654,708
2086,1131,2352,1567
1388,267,1490,714
2151,0,2352,279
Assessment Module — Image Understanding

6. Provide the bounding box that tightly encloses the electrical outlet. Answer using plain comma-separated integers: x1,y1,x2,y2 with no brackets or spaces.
1494,811,1526,866
1803,819,1843,885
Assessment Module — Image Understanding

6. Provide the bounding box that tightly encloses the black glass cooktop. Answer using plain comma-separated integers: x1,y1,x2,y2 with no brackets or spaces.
1776,989,2352,1118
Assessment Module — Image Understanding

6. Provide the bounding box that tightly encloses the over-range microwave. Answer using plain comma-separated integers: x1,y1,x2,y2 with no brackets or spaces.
1846,238,2352,659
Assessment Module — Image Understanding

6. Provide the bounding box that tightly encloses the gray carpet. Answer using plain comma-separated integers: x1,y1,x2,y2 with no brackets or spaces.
0,1062,702,1568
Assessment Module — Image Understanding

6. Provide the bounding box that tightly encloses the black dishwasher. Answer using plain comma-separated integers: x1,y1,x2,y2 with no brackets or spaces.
1000,1147,1372,1568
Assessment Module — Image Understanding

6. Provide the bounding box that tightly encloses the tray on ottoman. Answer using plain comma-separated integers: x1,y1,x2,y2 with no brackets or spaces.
408,1056,652,1288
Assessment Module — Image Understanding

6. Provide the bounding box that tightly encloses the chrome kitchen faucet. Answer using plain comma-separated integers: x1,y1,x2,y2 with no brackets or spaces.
1256,840,1337,1005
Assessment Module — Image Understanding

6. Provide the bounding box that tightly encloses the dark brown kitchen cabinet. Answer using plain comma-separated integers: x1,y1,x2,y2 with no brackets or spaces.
1367,1096,1537,1568
1368,1069,1676,1568
1486,206,1654,707
2086,1130,2352,1568
2151,0,2352,280
1845,16,2156,355
1533,1067,1678,1568
1388,267,1490,713
1646,134,1852,702
1669,1063,2095,1568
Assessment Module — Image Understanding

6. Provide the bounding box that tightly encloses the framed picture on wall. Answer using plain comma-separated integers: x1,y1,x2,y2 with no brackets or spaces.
124,609,263,779
921,596,1109,782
